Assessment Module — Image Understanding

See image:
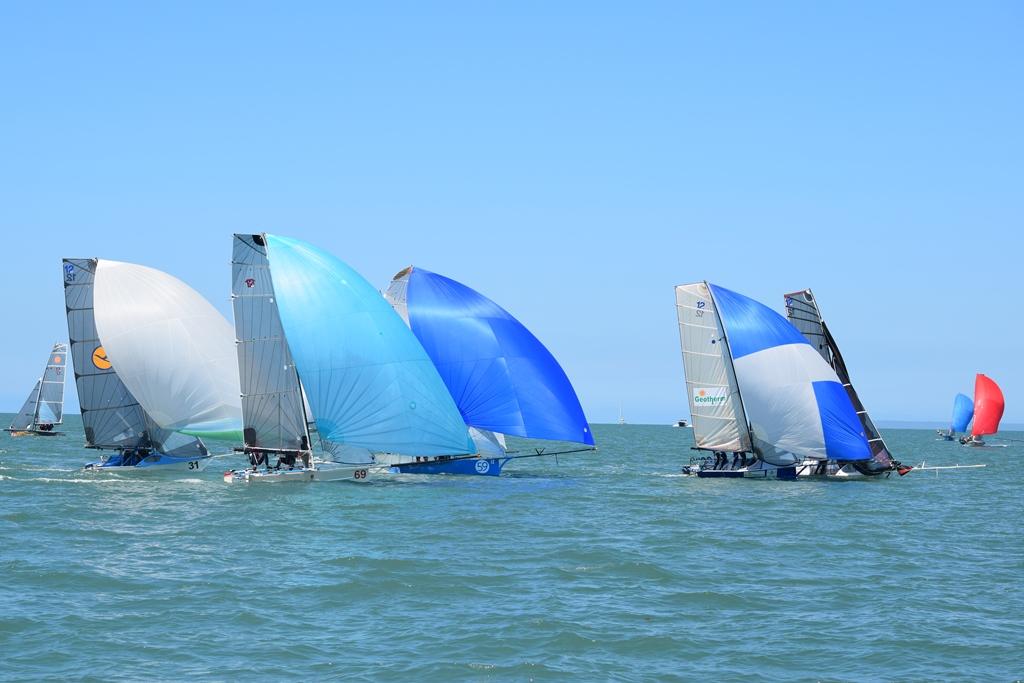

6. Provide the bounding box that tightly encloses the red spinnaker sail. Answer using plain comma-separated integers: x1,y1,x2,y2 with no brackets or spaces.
971,373,1005,437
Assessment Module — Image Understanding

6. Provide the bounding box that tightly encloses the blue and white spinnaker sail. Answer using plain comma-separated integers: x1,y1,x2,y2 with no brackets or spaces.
950,393,974,434
385,266,594,446
263,236,474,456
710,283,870,466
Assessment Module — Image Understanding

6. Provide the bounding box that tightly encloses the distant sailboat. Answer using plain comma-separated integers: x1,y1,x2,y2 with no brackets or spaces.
783,289,909,475
618,403,626,425
63,259,240,470
942,393,974,441
382,266,595,475
5,342,67,437
676,281,873,479
224,236,475,483
963,374,1004,447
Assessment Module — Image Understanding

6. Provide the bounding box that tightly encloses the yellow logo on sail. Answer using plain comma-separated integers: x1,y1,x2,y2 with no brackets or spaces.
92,346,112,370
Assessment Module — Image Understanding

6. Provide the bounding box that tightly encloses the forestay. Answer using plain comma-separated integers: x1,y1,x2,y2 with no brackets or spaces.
711,283,870,466
675,282,751,452
62,259,206,457
784,289,895,472
264,235,473,456
386,267,594,446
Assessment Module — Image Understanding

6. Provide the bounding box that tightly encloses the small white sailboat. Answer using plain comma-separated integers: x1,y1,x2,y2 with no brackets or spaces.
62,259,241,471
224,235,475,483
618,403,626,425
675,282,881,479
5,343,67,437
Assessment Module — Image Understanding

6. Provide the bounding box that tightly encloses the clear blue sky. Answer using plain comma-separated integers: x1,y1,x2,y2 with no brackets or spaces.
1,2,1021,425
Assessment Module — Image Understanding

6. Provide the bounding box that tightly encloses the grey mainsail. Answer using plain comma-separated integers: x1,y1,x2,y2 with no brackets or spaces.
36,343,67,425
675,282,752,453
62,258,205,456
784,289,896,473
231,234,311,455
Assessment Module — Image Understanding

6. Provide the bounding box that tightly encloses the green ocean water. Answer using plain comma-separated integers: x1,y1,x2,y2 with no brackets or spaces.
1,418,1021,681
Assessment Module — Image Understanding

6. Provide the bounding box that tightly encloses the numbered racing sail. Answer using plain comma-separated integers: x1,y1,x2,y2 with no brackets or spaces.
36,343,67,426
240,235,473,457
385,266,593,448
951,393,974,434
971,374,1004,437
7,343,68,433
784,289,896,474
232,234,312,456
710,283,870,466
62,259,207,458
675,282,751,452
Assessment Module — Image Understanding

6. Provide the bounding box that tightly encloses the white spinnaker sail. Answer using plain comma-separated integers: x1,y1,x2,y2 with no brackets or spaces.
93,260,242,435
675,282,752,452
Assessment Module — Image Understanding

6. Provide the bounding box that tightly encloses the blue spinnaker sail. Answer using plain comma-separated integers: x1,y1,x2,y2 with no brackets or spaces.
709,283,870,464
951,393,974,433
265,235,474,456
394,267,593,445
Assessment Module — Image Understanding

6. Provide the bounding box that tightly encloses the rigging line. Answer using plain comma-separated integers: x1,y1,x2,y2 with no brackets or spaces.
505,446,597,461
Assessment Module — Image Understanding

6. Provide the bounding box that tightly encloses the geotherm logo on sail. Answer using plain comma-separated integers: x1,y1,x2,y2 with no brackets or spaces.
692,387,727,405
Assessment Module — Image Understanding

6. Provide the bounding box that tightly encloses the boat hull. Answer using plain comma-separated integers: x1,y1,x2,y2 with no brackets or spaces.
85,453,211,472
381,455,508,476
4,428,64,437
223,462,374,483
684,457,867,480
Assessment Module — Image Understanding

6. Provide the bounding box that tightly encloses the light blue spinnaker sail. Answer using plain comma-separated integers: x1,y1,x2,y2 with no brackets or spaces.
709,283,871,465
951,393,974,433
265,235,474,456
386,266,594,446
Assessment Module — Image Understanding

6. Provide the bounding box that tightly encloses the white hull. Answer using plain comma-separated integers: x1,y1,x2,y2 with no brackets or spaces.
223,461,375,483
85,455,211,473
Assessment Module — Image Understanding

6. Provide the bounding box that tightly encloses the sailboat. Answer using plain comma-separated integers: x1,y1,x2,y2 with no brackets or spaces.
224,236,476,483
63,258,241,470
676,281,874,479
962,374,1004,447
783,289,909,475
5,342,68,437
382,266,595,475
941,393,974,441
